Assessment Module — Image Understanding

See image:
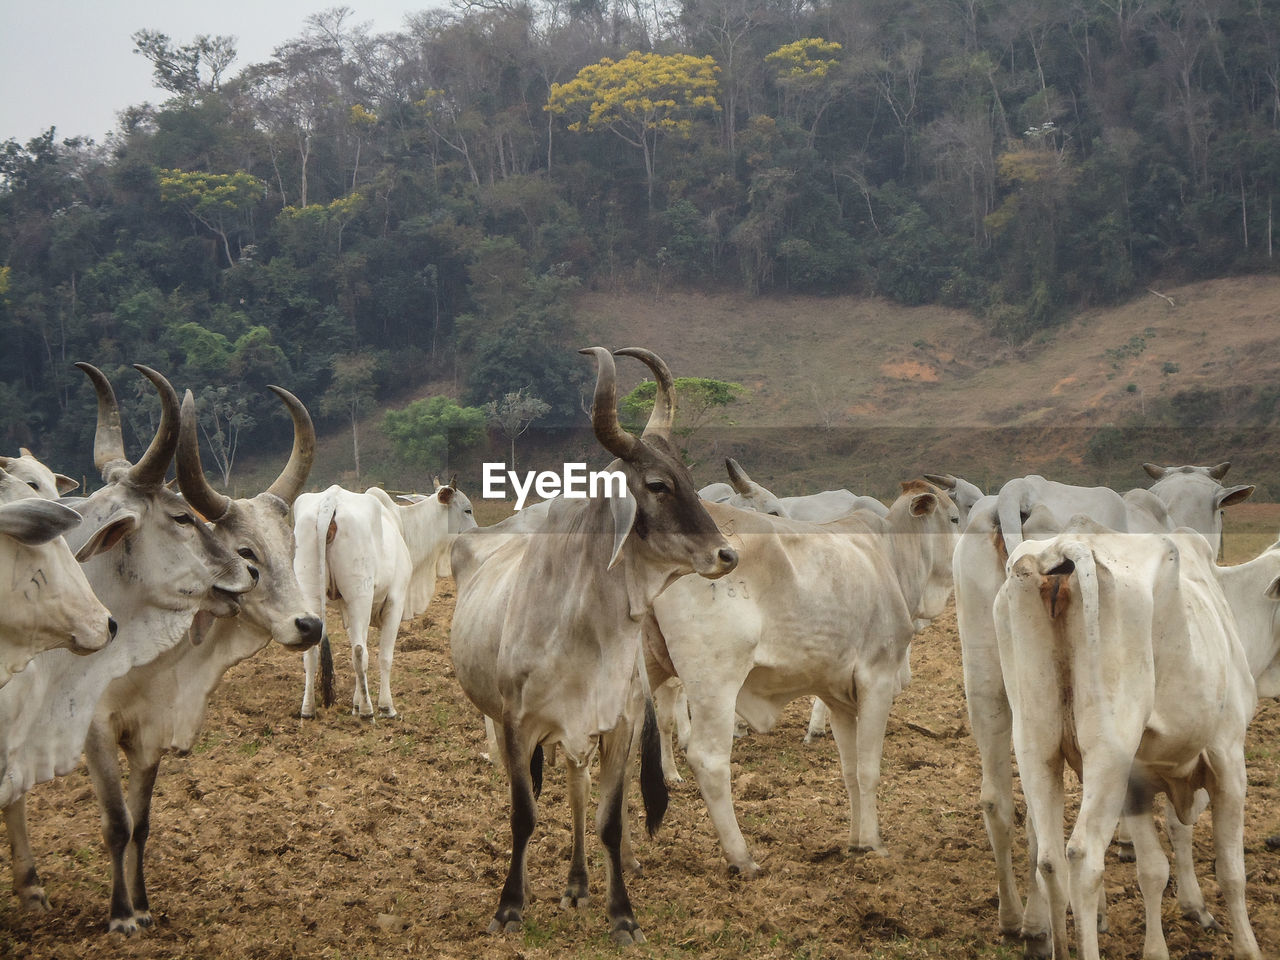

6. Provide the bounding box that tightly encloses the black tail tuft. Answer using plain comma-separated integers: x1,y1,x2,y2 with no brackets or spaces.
319,632,335,708
530,744,545,798
639,697,669,837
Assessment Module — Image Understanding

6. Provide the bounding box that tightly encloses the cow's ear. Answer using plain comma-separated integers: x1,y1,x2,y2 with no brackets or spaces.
73,512,140,561
1141,462,1166,480
909,492,938,517
923,473,956,492
1265,575,1280,600
1216,484,1254,509
0,499,82,546
607,489,637,570
436,485,455,505
54,473,79,495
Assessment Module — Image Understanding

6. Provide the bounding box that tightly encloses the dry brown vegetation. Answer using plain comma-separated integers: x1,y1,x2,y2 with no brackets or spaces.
4,507,1280,960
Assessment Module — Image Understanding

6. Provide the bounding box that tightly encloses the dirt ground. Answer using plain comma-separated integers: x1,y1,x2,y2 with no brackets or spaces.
4,544,1280,959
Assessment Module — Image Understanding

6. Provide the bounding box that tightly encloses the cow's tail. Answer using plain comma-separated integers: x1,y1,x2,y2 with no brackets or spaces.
319,632,335,708
639,697,669,837
301,494,338,709
1031,540,1101,749
996,480,1027,558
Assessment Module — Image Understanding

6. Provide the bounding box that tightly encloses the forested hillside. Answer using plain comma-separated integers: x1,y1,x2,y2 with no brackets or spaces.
3,0,1279,484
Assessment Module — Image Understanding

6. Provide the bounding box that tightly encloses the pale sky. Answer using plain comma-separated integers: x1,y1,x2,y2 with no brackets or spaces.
0,1,438,146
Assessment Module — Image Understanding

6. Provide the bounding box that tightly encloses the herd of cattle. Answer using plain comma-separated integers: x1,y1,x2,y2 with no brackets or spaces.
0,348,1276,959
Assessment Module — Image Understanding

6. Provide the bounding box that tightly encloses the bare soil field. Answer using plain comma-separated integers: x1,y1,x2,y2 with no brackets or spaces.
5,509,1280,960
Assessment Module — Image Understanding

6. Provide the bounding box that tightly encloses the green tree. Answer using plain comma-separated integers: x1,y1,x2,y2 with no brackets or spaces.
381,395,486,472
484,389,550,470
546,51,721,208
321,352,379,482
620,376,744,466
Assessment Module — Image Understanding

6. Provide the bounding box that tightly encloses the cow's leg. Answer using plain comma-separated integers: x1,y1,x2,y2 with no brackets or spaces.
561,755,590,908
1125,810,1171,960
1205,752,1261,960
1016,757,1069,960
804,698,829,743
300,643,321,718
847,670,897,854
961,629,1027,940
1020,812,1052,957
1164,792,1218,929
5,797,48,911
654,678,685,784
597,722,645,945
482,715,501,763
373,598,404,718
84,722,137,934
344,598,375,717
122,749,160,930
490,720,537,934
683,685,759,876
1064,755,1130,960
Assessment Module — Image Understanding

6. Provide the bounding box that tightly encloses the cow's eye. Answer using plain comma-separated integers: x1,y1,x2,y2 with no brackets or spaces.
645,479,670,495
173,513,197,525
26,481,39,491
767,510,781,517
238,547,259,563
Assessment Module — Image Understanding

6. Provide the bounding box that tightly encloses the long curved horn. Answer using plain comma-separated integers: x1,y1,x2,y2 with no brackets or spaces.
579,347,637,460
725,458,754,495
128,365,181,489
75,362,129,475
264,385,316,505
614,347,675,441
176,390,232,522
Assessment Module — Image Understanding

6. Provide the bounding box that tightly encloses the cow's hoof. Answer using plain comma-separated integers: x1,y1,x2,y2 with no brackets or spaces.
21,888,50,912
610,921,646,946
850,842,889,858
1182,905,1220,931
560,892,588,909
109,917,138,937
1021,931,1052,959
727,861,761,879
378,706,398,719
487,918,522,935
135,910,154,929
1265,834,1280,850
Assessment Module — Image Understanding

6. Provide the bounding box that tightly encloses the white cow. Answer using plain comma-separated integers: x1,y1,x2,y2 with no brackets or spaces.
995,474,1128,554
0,468,114,686
1143,461,1254,556
954,463,1255,952
699,460,889,522
644,481,959,876
81,385,323,935
0,448,78,499
294,476,475,718
3,363,255,912
995,524,1262,960
450,347,738,945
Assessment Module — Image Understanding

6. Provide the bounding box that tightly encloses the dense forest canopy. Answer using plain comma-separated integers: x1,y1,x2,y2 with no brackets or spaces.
2,0,1279,482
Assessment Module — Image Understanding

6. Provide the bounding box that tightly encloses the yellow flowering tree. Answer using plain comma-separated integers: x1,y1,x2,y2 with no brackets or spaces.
157,168,265,266
546,51,720,208
765,38,844,146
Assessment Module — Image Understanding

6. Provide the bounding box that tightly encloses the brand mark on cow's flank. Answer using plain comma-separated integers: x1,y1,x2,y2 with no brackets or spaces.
481,462,627,511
